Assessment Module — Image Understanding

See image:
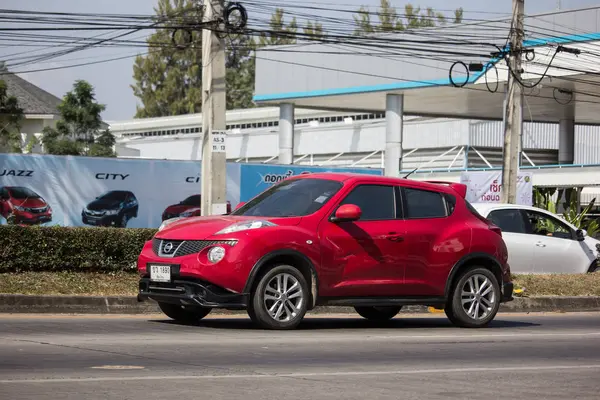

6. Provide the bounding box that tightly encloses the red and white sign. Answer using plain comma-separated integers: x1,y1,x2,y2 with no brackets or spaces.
460,171,533,205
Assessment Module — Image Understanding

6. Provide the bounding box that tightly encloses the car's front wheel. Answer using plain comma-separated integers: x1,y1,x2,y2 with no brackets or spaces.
248,264,309,330
354,306,402,321
158,302,212,324
447,266,501,328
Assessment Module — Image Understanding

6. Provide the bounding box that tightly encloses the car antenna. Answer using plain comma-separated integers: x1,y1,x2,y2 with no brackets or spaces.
403,167,419,179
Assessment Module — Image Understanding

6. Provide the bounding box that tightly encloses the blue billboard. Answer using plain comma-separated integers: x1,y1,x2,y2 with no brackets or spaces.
239,163,382,202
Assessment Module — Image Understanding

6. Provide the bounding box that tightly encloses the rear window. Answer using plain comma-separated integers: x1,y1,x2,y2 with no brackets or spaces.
487,209,527,234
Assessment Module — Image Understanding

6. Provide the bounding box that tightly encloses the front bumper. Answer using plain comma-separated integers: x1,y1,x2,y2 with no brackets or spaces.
138,274,247,309
82,212,120,226
502,282,514,303
16,214,52,224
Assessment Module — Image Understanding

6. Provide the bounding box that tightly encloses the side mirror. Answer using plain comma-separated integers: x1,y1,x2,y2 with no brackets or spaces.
235,202,245,210
331,204,362,223
576,229,587,241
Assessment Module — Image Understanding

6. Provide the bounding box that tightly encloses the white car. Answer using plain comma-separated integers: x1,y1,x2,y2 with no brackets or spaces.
471,203,600,274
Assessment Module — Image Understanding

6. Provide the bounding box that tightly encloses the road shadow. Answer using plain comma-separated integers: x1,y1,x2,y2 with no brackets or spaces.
148,315,540,330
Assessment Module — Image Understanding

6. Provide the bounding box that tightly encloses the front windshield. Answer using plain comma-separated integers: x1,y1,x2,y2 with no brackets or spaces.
232,178,342,217
99,191,128,201
9,187,40,199
181,195,201,206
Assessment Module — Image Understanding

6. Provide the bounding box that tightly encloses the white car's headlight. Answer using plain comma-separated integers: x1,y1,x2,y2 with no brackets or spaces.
207,246,226,263
215,220,277,235
158,217,183,231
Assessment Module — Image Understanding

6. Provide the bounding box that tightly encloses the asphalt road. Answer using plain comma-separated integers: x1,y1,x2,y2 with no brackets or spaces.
1,312,600,400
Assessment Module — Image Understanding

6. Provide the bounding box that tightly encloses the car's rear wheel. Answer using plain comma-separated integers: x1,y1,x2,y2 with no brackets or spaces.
354,306,402,321
247,264,309,330
158,302,211,324
447,267,501,328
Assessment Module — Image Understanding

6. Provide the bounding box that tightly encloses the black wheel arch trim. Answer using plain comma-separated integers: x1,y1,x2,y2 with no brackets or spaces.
243,248,320,308
444,252,504,298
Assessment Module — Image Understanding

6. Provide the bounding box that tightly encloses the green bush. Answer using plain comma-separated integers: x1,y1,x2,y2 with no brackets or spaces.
0,225,157,273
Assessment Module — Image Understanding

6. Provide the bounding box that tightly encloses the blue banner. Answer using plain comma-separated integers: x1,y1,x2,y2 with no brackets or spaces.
239,164,382,202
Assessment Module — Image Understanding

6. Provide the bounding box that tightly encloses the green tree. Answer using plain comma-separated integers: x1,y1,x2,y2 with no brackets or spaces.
41,80,115,157
258,8,298,46
132,0,204,117
353,0,464,35
303,21,326,40
132,2,318,115
0,78,24,153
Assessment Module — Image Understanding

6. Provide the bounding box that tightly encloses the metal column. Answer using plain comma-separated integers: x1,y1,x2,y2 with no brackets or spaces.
384,94,403,177
278,103,294,165
558,118,575,164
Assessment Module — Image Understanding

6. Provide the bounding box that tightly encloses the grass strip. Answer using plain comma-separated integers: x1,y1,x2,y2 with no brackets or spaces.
0,272,599,297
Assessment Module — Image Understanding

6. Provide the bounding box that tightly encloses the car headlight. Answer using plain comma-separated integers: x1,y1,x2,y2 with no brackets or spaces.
215,220,277,235
207,246,226,263
180,210,194,217
158,217,183,231
14,206,25,212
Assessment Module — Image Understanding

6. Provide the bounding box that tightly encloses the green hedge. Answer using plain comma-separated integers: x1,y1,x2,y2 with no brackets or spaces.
0,225,157,273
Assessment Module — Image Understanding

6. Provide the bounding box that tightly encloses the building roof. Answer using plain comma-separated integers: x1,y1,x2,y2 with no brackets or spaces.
1,66,61,116
253,6,600,124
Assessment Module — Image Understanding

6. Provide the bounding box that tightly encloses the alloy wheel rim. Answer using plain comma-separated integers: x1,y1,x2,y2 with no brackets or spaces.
263,273,304,322
461,274,496,320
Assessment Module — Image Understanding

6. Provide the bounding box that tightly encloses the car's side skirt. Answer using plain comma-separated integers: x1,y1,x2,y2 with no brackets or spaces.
317,296,446,308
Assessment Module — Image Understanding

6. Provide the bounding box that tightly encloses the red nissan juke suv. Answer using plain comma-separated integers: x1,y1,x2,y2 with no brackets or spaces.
137,173,513,330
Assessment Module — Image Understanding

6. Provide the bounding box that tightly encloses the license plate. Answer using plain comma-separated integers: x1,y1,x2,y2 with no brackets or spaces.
149,265,171,282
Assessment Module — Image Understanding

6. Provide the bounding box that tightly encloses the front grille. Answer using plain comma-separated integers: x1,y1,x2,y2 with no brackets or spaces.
86,209,104,216
152,239,237,258
28,207,47,214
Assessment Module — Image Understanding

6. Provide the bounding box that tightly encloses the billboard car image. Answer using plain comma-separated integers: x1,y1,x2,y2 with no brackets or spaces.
82,190,139,228
0,186,53,225
162,194,232,221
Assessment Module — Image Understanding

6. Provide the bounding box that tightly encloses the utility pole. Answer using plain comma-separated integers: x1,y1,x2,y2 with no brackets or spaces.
500,0,524,204
201,0,228,216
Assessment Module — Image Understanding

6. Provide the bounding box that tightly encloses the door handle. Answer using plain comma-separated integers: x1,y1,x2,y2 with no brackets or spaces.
386,234,404,242
535,242,546,247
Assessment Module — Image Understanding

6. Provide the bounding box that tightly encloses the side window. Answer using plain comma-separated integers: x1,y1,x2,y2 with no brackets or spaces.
338,184,396,221
403,187,447,219
487,209,527,234
524,210,573,239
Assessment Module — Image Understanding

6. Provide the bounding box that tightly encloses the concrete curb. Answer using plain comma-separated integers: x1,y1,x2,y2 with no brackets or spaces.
1,294,600,315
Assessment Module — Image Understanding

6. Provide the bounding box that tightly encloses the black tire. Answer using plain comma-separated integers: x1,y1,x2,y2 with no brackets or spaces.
444,306,460,325
158,302,211,324
589,262,599,273
119,213,130,228
247,264,309,330
447,266,501,328
354,306,402,321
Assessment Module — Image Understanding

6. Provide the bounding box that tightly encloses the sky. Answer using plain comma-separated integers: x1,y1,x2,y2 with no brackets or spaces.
1,0,599,122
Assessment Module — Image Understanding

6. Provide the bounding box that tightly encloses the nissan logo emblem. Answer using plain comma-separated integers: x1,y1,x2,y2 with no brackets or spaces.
163,242,174,253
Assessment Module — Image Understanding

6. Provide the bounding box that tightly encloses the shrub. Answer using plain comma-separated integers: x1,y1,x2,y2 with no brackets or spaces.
0,225,157,273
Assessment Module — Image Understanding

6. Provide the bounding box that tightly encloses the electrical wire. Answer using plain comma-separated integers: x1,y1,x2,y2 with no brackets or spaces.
3,5,600,109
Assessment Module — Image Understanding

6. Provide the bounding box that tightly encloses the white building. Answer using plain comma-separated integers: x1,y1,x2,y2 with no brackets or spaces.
109,107,600,204
110,106,600,169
